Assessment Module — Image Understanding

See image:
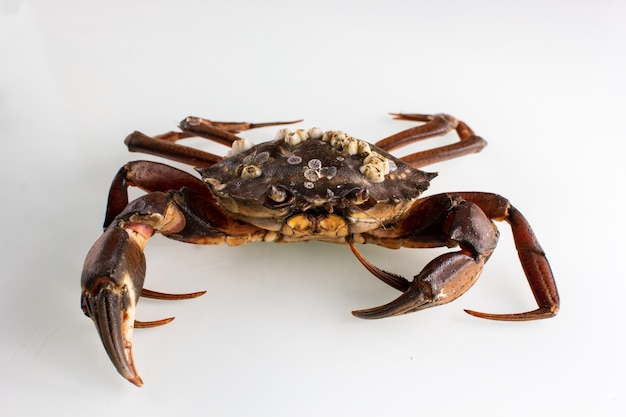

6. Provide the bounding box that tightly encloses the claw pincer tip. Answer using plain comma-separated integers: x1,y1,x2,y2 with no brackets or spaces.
81,224,147,386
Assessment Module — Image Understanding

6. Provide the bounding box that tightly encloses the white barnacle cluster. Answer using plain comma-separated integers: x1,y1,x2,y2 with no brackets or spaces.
359,152,393,183
275,127,396,184
275,127,324,146
321,130,395,183
227,137,254,157
322,130,362,156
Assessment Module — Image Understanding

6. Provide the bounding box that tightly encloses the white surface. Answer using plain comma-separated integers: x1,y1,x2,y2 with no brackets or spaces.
1,0,624,415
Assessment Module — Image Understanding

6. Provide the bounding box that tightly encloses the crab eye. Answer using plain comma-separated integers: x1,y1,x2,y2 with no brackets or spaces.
267,185,287,203
265,185,294,208
352,188,370,205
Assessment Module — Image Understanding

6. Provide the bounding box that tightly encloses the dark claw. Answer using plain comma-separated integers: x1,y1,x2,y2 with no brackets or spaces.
352,280,432,319
352,252,481,320
81,221,207,386
82,280,143,386
81,224,147,386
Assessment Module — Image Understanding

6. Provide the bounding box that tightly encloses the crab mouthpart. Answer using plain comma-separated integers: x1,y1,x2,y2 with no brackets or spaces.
82,278,143,387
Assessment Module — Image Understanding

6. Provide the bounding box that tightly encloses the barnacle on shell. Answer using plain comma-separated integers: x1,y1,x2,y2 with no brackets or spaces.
359,164,385,183
284,129,310,146
323,131,359,156
227,138,254,157
307,159,322,169
363,152,390,175
308,127,323,139
287,155,302,165
239,164,262,179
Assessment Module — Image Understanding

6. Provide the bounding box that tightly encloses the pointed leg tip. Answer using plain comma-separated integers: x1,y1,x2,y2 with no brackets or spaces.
141,288,206,300
351,306,379,319
463,309,492,319
351,309,367,319
464,307,558,321
389,113,433,121
389,112,407,120
134,316,175,328
249,119,303,129
351,308,390,320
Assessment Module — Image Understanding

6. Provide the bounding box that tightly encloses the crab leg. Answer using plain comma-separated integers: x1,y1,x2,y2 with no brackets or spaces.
451,192,559,320
124,131,223,168
83,171,234,386
354,193,559,321
376,113,487,168
81,192,186,386
141,288,206,301
177,116,303,138
349,243,410,292
87,157,259,385
104,160,210,227
82,188,234,386
124,117,302,167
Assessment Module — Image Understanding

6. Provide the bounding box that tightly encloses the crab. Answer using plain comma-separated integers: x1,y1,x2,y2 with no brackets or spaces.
81,113,559,386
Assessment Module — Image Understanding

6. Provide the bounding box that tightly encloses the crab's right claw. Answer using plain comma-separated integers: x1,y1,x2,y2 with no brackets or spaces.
81,224,147,387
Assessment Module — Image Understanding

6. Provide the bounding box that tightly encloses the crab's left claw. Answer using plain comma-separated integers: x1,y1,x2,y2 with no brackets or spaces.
81,224,147,387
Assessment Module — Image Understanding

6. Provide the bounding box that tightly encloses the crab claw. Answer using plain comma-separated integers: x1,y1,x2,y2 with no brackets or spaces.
81,224,148,387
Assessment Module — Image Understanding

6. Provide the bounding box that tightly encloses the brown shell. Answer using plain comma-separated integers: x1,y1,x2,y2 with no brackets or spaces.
197,133,436,229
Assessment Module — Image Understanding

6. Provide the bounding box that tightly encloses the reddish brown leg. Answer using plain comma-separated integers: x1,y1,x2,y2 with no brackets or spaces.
82,191,187,386
124,117,302,167
102,161,212,310
124,131,223,168
376,113,487,168
354,193,558,321
450,192,559,320
82,185,258,386
354,194,496,318
177,116,303,140
104,160,210,228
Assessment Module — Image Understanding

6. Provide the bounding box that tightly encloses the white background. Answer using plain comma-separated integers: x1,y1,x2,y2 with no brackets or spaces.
1,0,624,415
